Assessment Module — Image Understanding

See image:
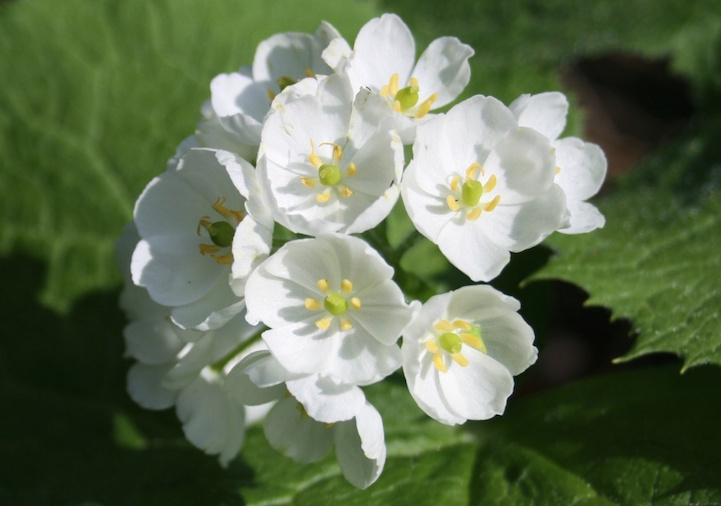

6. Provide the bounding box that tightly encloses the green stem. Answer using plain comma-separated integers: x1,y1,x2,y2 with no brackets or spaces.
209,329,265,373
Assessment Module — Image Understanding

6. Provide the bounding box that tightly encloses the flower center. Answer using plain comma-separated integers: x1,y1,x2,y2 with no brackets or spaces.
300,140,357,203
305,278,362,332
445,163,501,221
197,197,243,265
425,319,487,373
380,73,437,118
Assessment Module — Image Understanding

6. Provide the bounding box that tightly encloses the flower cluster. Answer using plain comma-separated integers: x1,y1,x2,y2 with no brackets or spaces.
118,13,606,489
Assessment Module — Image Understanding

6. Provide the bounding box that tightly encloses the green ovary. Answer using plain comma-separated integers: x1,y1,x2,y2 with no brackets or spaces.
207,221,235,248
439,332,462,354
395,85,419,111
318,164,342,186
324,293,348,315
461,179,483,207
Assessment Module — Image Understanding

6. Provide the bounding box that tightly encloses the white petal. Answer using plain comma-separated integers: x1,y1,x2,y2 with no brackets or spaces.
437,220,510,282
559,200,606,234
510,92,569,141
230,215,273,295
322,37,353,70
170,277,245,331
123,317,184,364
252,31,332,86
287,375,366,423
261,316,340,376
127,363,176,410
411,36,474,108
347,14,415,92
554,137,607,201
334,401,386,489
264,395,334,463
225,351,288,406
210,72,268,122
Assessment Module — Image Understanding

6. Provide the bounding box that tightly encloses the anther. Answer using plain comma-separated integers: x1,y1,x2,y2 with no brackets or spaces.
212,197,243,223
483,195,501,212
434,320,454,332
339,186,353,198
316,190,331,203
426,340,439,354
466,207,482,221
277,76,295,91
316,317,332,330
341,279,353,292
211,253,234,265
388,73,399,96
392,101,402,113
350,297,362,309
433,353,447,373
301,177,316,188
446,195,459,212
416,93,437,118
450,175,461,192
304,68,315,78
317,279,330,292
309,140,323,168
483,174,497,193
340,319,353,331
305,298,322,310
199,243,221,255
451,353,469,367
267,89,276,102
346,162,357,177
555,166,561,174
461,332,487,353
465,163,482,180
453,320,471,330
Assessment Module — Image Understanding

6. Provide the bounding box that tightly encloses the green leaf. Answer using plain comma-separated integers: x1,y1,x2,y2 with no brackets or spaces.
534,113,721,370
0,0,378,311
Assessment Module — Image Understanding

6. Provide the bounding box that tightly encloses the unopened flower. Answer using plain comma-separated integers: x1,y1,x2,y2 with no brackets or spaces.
402,285,537,425
244,234,416,386
325,13,474,142
510,92,607,234
400,95,567,282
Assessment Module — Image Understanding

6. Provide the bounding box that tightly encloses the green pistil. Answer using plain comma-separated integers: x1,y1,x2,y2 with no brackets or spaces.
318,164,342,186
207,221,235,248
324,293,348,315
461,179,483,207
277,76,295,91
395,84,419,111
439,332,462,354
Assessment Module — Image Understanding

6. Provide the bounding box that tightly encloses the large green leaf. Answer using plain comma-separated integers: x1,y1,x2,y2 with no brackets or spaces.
0,0,378,311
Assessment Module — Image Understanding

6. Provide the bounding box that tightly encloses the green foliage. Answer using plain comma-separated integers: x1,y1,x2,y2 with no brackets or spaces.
3,0,721,503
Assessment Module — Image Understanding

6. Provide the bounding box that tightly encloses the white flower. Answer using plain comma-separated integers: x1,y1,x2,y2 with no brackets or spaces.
205,22,343,155
401,285,537,425
225,351,385,489
244,234,417,386
131,148,272,330
510,92,607,234
257,72,404,236
400,95,568,282
325,13,474,142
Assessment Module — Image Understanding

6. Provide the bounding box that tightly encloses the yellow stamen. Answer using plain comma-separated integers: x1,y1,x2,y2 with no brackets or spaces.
341,279,353,292
446,194,459,212
305,298,322,310
483,174,497,193
416,93,437,119
433,353,447,373
461,333,487,353
434,320,454,332
267,89,276,102
392,100,402,113
453,320,471,330
309,140,323,168
350,297,362,309
346,162,357,177
409,77,419,88
211,253,234,265
317,279,331,292
305,67,315,78
316,190,331,203
339,186,353,198
212,197,244,222
466,207,482,221
324,422,334,428
199,243,221,255
197,216,211,235
555,166,561,174
450,175,461,192
483,195,501,212
451,352,469,367
380,85,389,97
301,177,316,188
340,319,353,331
315,317,332,330
465,163,482,180
426,340,439,354
388,73,399,96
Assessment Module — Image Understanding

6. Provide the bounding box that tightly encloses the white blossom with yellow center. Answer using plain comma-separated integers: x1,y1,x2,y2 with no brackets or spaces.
244,234,417,386
256,72,404,236
401,285,538,426
400,95,568,282
510,91,607,234
131,148,272,330
322,13,474,143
